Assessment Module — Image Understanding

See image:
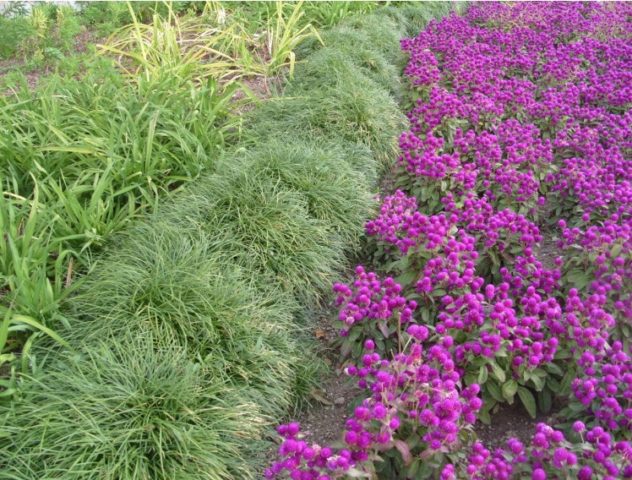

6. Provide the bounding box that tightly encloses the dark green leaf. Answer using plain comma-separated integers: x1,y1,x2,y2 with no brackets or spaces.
478,365,489,385
502,380,518,404
518,386,537,418
538,388,552,414
486,381,504,403
546,362,563,377
489,361,506,383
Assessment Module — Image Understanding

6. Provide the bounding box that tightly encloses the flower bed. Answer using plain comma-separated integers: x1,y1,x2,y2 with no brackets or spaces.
267,3,632,479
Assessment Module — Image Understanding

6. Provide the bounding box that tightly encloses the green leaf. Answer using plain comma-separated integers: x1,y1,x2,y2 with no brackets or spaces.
406,459,422,478
518,386,537,418
538,388,552,414
478,365,489,385
502,380,518,404
565,269,591,290
478,398,496,425
569,401,587,413
486,381,504,403
464,373,478,386
547,377,561,394
546,362,563,376
489,361,506,383
478,408,491,425
532,375,545,391
395,270,417,288
532,368,548,378
610,243,622,258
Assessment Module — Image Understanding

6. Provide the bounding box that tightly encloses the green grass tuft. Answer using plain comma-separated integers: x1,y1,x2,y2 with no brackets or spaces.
371,6,411,33
220,139,376,246
64,223,312,417
340,13,406,59
248,69,405,167
398,3,456,36
0,335,265,479
291,40,401,99
157,169,345,304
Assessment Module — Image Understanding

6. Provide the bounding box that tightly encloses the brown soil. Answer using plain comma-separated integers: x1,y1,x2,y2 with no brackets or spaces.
474,402,560,451
294,292,357,445
299,370,361,446
73,29,99,54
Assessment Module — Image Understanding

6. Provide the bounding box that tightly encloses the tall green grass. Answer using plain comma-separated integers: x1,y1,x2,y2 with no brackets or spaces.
0,62,240,354
102,1,322,82
0,3,82,63
2,68,237,197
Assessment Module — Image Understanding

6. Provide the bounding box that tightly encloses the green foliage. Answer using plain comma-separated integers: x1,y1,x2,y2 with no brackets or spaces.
102,1,322,83
371,6,411,32
163,167,345,304
0,336,265,479
12,4,82,64
0,2,463,476
302,1,383,28
220,139,375,246
1,65,238,247
77,1,201,37
218,1,381,31
77,1,133,35
0,185,72,326
292,40,401,98
0,59,241,373
0,14,33,59
249,69,405,167
341,13,406,59
264,0,323,77
398,2,457,36
65,224,306,418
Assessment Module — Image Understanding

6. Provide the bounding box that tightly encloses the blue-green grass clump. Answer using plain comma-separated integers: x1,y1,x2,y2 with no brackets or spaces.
291,40,402,99
168,169,345,304
0,336,263,480
65,224,306,417
340,13,406,59
398,3,456,36
219,139,376,246
249,70,405,167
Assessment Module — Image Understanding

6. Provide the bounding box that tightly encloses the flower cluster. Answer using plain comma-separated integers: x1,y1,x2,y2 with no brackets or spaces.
269,2,632,478
333,266,417,354
267,332,482,479
571,340,632,436
396,0,632,439
443,423,632,479
265,422,356,479
558,218,631,330
365,191,454,255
